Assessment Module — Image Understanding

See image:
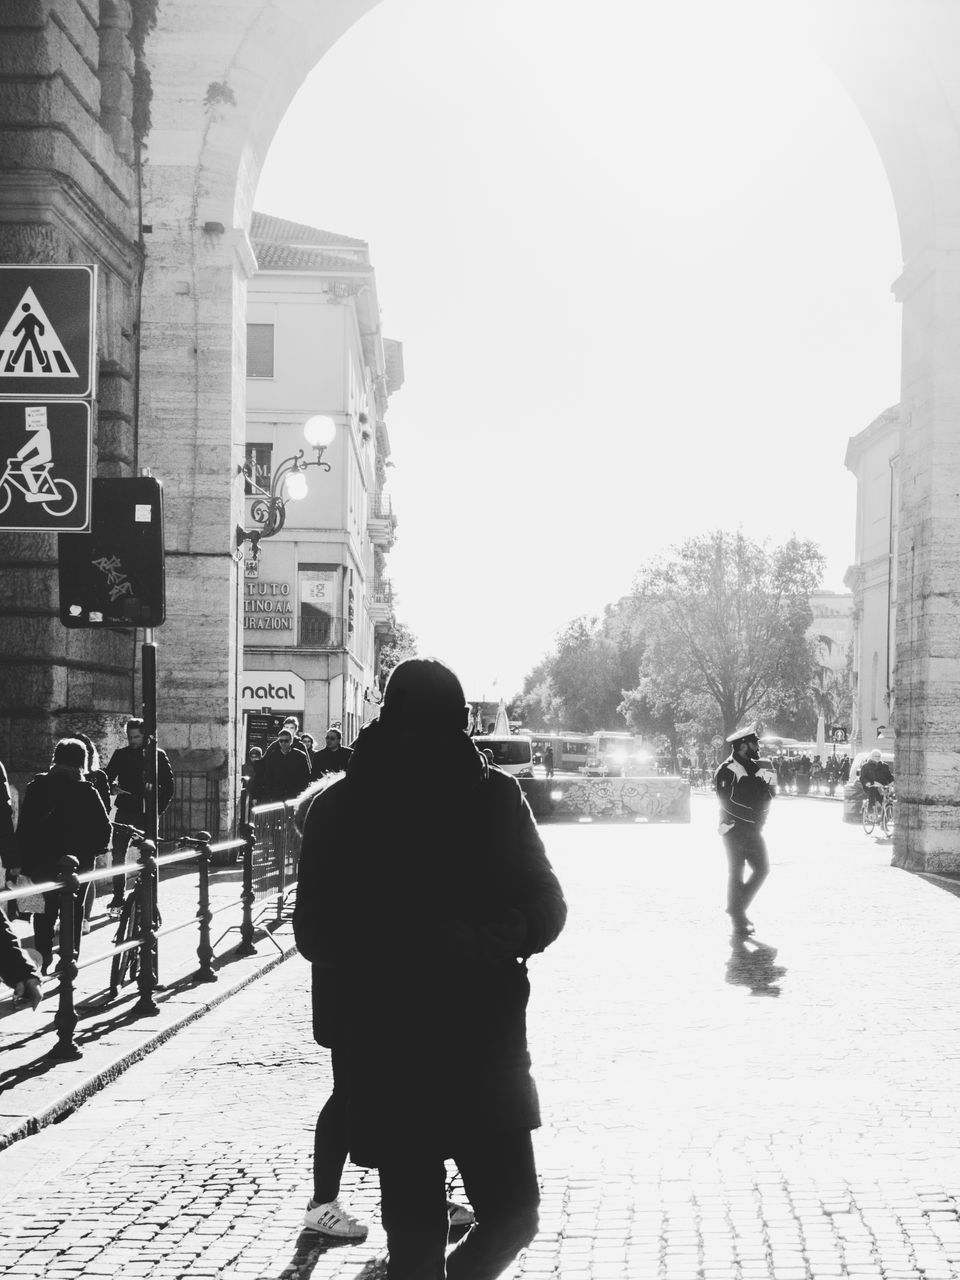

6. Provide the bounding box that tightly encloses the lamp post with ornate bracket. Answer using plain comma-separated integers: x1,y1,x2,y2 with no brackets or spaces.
236,415,337,557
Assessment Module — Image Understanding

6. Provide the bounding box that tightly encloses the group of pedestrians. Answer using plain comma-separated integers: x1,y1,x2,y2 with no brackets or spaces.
0,718,171,984
771,752,850,795
244,718,354,803
291,658,568,1280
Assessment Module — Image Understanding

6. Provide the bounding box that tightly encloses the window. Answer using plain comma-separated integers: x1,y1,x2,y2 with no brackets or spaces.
244,444,272,496
246,323,275,378
299,566,341,648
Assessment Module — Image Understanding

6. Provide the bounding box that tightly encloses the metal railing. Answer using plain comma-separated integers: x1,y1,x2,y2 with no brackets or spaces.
0,800,303,1059
159,772,221,841
298,613,344,648
369,489,394,519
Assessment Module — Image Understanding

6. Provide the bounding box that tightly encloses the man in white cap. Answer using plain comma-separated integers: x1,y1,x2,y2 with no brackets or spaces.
858,748,894,821
714,724,777,939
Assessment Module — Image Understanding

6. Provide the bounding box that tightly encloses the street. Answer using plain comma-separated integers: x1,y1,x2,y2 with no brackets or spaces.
3,794,960,1279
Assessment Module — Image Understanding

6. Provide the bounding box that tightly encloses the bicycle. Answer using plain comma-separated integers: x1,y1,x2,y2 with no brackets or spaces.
861,783,895,837
108,824,213,996
108,823,160,996
0,457,77,517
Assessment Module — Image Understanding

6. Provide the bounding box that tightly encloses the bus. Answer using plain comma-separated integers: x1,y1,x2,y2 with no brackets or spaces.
527,733,592,774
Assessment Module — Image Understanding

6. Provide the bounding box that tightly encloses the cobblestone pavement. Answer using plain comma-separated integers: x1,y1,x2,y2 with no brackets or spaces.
3,797,960,1279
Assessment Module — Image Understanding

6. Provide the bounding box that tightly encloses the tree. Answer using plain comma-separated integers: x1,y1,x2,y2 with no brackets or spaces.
625,531,825,737
376,619,418,692
518,602,646,733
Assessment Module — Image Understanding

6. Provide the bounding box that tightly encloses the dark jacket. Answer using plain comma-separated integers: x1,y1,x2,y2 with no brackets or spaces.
310,745,353,778
254,743,311,802
715,754,776,830
293,719,567,1167
105,744,174,821
859,759,894,788
16,765,111,878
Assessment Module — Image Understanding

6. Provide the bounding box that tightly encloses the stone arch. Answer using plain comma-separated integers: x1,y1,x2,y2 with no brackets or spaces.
2,1,959,865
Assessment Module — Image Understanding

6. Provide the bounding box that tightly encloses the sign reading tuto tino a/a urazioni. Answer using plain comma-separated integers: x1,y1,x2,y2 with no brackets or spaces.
0,265,97,400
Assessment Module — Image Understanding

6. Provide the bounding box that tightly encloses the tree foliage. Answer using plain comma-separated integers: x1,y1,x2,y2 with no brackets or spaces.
625,532,824,737
376,619,418,690
516,531,830,745
519,602,644,733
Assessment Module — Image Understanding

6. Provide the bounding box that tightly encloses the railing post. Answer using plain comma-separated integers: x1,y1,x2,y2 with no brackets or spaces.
275,806,289,926
237,820,257,956
134,839,160,1016
195,835,217,983
47,855,82,1060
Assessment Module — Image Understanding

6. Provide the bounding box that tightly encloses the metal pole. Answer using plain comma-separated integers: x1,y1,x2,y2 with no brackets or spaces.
275,808,287,927
195,835,217,982
134,839,160,1016
48,855,82,1060
238,819,257,956
142,634,159,844
140,632,161,996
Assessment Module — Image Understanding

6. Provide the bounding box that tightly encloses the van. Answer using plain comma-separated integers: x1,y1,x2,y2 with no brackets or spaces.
472,734,534,778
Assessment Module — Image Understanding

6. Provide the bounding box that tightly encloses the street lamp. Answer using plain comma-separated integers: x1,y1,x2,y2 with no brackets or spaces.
237,415,336,556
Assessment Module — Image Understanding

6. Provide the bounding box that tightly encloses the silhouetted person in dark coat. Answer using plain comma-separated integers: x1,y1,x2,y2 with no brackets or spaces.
294,658,567,1279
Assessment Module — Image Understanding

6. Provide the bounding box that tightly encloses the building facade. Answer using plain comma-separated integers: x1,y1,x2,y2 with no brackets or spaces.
242,214,401,753
844,406,900,754
2,3,960,866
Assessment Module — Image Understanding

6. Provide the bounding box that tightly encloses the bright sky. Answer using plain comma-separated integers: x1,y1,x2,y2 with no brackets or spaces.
256,0,902,700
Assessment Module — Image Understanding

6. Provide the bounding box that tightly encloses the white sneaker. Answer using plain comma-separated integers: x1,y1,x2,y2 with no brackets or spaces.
303,1198,369,1240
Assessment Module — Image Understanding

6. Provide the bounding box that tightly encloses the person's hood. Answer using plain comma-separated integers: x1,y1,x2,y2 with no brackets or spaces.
36,764,84,785
346,717,488,793
292,774,342,834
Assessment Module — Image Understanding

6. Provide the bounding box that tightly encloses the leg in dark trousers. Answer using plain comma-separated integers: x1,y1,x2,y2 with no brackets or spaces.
723,827,769,922
446,1129,539,1280
313,1046,350,1203
379,1129,539,1280
110,825,132,906
379,1152,449,1280
32,889,59,965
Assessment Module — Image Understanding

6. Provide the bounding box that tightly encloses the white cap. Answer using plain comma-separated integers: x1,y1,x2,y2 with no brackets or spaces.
726,723,759,744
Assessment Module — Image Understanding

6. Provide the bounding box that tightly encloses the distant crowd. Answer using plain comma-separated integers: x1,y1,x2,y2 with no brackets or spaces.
663,744,852,794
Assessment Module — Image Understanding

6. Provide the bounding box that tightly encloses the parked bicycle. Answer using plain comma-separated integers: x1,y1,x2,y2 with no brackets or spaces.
861,782,896,838
108,823,210,995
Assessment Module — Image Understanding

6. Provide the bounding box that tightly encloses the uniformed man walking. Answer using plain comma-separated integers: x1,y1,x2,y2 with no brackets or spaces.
714,724,777,939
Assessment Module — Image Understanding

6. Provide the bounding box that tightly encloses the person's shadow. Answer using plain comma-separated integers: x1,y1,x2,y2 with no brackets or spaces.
726,938,787,997
272,1230,379,1279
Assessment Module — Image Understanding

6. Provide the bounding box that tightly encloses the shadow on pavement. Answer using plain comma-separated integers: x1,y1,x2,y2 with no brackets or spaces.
0,990,147,1092
726,939,787,998
272,1229,382,1279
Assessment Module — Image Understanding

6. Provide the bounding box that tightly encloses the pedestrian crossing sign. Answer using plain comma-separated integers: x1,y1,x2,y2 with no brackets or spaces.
0,265,96,399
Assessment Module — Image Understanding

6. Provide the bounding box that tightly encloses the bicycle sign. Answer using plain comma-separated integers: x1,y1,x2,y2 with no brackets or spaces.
0,401,90,531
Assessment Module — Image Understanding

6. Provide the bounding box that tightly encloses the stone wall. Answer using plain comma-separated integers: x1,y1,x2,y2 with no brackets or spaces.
4,0,960,863
0,0,140,792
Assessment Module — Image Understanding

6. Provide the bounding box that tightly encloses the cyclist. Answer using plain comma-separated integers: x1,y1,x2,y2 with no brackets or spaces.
859,749,894,819
15,415,53,499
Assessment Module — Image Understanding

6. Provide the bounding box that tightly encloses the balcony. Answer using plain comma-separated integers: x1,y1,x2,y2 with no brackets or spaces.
367,489,397,548
368,577,393,629
298,613,345,649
